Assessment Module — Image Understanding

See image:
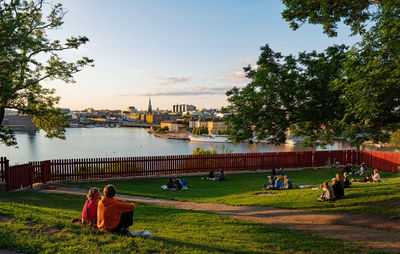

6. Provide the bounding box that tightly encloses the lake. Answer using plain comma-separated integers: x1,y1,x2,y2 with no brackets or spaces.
1,127,354,164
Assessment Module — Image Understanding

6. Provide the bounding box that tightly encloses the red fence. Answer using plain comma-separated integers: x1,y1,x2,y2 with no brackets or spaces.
360,151,400,173
1,149,399,191
6,163,34,191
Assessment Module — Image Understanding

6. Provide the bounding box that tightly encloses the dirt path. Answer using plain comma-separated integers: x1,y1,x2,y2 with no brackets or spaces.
41,186,400,253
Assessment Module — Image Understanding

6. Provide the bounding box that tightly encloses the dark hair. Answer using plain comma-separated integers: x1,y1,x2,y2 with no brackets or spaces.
104,184,116,198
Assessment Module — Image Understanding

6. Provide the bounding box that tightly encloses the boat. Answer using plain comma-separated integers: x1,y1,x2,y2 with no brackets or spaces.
188,134,229,143
285,137,304,145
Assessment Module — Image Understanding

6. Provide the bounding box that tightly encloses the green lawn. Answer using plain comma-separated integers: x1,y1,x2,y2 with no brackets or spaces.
61,167,400,217
0,192,374,253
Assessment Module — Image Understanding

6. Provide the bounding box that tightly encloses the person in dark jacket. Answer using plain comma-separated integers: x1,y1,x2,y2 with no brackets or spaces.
332,178,344,199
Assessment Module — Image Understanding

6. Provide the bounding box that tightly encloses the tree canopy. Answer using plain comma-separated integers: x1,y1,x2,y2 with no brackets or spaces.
0,0,94,146
225,0,400,148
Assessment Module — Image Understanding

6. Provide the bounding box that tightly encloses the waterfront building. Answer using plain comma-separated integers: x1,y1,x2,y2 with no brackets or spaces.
160,120,186,132
207,119,226,134
2,115,38,134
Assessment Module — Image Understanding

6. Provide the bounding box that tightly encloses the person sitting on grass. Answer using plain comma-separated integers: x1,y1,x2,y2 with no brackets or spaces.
208,170,215,179
167,177,176,189
273,176,283,190
271,168,277,176
82,187,101,227
318,181,335,201
283,175,293,189
332,178,344,199
372,169,381,182
353,174,372,183
264,175,276,190
279,168,285,176
343,172,351,188
342,163,353,175
355,163,367,176
217,170,227,182
97,184,136,235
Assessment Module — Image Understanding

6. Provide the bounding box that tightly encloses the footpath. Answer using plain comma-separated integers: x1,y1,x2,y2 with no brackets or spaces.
41,186,400,253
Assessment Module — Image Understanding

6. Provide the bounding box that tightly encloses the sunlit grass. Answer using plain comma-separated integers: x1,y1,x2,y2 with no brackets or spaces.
61,167,400,217
0,192,369,253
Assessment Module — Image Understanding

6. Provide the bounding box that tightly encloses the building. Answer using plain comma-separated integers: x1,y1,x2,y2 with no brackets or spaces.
128,106,137,113
160,120,186,132
172,104,196,113
2,115,38,134
207,119,226,134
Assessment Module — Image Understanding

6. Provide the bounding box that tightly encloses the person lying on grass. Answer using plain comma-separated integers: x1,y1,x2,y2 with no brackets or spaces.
352,174,373,183
318,181,335,201
97,184,135,234
82,187,100,227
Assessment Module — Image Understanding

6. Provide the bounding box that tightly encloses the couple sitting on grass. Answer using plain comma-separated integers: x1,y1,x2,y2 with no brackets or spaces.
318,174,345,201
81,184,141,236
352,169,381,183
264,175,292,190
207,170,227,182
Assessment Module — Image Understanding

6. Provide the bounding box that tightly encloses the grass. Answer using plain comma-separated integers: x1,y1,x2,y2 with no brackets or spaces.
60,167,400,217
0,192,371,254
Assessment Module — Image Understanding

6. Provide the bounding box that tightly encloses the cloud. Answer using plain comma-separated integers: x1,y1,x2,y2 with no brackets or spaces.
134,85,235,97
216,68,249,84
152,75,193,86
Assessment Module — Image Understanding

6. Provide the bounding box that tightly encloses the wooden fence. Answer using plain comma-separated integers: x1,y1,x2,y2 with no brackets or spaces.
1,150,399,191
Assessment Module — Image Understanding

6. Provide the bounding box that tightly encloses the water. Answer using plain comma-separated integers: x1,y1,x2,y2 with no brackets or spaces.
1,128,354,164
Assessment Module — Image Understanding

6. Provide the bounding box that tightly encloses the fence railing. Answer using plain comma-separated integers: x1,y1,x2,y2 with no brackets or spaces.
1,149,399,191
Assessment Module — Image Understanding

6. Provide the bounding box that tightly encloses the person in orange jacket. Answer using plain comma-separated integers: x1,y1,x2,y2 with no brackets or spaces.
97,184,135,234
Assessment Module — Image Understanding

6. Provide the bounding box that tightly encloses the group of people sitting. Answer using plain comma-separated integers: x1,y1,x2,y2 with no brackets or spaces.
207,170,227,182
166,177,188,190
318,165,382,201
318,173,347,201
352,168,381,183
264,168,293,190
79,184,137,235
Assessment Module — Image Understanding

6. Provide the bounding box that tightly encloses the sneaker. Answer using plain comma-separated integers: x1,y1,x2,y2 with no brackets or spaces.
142,230,154,238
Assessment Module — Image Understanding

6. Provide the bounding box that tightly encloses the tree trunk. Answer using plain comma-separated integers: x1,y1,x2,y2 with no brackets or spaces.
0,107,4,126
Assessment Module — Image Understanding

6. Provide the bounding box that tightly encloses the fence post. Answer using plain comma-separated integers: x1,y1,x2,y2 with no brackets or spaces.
29,163,34,188
4,158,9,191
40,160,51,184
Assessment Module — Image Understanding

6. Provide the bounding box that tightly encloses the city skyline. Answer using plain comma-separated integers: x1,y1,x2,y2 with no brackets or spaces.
43,0,361,111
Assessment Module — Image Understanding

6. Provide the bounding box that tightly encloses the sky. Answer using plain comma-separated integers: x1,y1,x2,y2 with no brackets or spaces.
43,0,361,111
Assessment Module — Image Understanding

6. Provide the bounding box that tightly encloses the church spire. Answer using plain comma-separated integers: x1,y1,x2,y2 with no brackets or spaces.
148,97,152,114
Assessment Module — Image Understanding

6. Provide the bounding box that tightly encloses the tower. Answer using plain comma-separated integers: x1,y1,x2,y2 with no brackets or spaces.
148,97,153,114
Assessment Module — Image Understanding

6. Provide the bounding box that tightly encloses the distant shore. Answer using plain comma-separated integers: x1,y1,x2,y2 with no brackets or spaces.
148,130,190,140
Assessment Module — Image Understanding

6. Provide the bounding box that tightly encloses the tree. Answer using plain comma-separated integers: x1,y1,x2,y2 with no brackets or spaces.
390,130,400,149
282,0,381,37
0,0,94,146
225,44,347,147
281,0,400,147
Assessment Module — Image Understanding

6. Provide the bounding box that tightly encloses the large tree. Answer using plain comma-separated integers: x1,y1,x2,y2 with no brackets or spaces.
226,0,399,147
0,0,93,146
225,44,347,147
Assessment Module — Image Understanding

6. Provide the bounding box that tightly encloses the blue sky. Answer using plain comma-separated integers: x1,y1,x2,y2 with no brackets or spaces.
44,0,360,111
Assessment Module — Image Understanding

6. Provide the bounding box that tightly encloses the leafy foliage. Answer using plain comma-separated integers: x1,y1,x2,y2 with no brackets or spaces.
226,44,347,147
390,130,400,149
0,0,94,146
191,126,209,135
282,0,381,37
192,144,233,155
